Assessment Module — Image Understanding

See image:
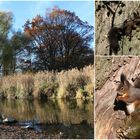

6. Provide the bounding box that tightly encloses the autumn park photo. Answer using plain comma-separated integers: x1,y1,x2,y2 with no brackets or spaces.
0,1,94,139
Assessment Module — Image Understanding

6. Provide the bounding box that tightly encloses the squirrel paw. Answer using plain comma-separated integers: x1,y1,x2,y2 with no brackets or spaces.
116,96,122,101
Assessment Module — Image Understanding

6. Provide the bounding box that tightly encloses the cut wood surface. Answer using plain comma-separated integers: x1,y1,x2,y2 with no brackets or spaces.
95,57,140,139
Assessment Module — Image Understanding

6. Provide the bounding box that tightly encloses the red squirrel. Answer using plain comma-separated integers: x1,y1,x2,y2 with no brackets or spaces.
116,73,140,115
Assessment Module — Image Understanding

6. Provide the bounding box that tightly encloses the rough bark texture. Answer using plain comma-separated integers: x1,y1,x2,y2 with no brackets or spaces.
96,1,140,55
95,57,140,139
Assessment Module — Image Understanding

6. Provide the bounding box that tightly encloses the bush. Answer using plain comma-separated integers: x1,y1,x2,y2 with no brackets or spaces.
39,82,59,99
66,83,78,98
76,75,90,89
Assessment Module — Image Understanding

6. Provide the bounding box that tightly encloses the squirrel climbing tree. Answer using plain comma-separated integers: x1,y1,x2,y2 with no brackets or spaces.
96,1,140,55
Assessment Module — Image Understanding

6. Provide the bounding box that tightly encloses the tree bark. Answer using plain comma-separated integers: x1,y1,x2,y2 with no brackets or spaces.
95,57,140,139
96,1,140,55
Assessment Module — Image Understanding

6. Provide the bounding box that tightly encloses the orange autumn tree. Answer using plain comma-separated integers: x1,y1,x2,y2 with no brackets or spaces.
24,7,94,71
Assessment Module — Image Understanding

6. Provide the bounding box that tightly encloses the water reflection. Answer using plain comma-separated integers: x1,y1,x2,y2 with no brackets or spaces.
0,99,93,138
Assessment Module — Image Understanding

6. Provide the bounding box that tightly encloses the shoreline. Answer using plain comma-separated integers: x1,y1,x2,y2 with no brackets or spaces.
0,124,63,139
0,120,94,139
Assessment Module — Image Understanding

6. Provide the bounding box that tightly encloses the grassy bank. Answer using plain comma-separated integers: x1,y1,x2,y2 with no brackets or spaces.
0,65,93,100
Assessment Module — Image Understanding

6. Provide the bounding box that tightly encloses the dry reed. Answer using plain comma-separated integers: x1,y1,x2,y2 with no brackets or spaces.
0,65,94,100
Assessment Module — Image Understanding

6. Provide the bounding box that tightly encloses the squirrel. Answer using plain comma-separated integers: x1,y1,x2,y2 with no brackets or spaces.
116,73,140,115
108,27,123,55
122,19,137,41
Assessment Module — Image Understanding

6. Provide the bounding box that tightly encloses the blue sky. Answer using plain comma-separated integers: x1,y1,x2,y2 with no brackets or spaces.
0,1,94,31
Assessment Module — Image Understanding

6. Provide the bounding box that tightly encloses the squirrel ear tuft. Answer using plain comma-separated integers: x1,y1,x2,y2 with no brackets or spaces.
121,73,126,84
121,73,130,86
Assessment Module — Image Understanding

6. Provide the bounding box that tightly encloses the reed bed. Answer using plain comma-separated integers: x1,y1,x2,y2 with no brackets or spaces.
0,65,94,100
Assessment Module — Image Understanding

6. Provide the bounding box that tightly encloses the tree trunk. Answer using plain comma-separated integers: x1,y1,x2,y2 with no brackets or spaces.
95,57,140,139
96,1,140,55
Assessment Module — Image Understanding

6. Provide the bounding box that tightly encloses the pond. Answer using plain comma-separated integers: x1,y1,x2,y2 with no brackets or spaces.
0,99,94,139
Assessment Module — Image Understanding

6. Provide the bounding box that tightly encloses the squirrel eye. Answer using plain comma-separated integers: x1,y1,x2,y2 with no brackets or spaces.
121,87,124,90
